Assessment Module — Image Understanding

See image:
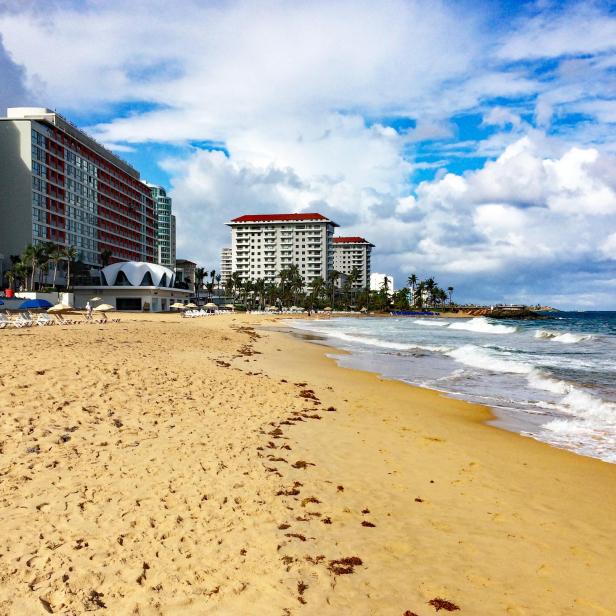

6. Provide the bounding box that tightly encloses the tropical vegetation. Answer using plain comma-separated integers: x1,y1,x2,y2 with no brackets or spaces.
3,243,81,292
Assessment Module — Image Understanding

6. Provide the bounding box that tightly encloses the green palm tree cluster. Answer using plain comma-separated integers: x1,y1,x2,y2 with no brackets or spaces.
403,274,454,310
181,267,454,313
4,243,80,291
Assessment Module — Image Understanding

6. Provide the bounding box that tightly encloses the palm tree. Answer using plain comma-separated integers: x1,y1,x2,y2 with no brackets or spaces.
380,276,390,296
327,270,340,308
194,267,206,303
6,268,16,291
13,261,29,291
309,276,325,310
22,243,45,291
424,277,436,307
216,274,222,297
63,245,78,290
253,278,266,310
44,244,64,289
286,264,304,306
347,267,361,307
415,281,425,309
447,286,454,306
231,272,243,302
100,249,113,267
407,274,417,305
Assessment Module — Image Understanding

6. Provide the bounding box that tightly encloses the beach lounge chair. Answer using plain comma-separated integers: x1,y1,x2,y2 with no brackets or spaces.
34,313,54,326
13,313,33,327
0,313,12,329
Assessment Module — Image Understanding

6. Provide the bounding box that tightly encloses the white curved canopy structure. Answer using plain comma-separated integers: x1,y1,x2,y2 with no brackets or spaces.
101,262,176,288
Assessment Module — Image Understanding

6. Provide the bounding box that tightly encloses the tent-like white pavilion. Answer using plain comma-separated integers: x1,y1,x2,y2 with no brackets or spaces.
74,262,191,312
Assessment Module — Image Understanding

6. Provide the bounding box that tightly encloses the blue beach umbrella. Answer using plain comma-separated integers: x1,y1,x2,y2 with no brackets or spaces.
0,300,4,305
19,299,53,309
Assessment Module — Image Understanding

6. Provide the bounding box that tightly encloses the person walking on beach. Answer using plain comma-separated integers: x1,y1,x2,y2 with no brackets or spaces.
85,301,92,320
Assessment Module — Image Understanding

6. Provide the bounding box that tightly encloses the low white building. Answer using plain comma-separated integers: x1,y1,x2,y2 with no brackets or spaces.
370,272,394,296
74,262,191,311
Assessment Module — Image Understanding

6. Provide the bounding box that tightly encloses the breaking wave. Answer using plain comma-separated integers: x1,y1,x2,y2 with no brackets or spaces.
447,317,518,335
446,344,533,374
534,330,594,344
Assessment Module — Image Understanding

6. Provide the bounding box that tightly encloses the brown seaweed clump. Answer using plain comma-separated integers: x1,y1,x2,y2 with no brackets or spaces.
428,598,460,612
328,556,363,575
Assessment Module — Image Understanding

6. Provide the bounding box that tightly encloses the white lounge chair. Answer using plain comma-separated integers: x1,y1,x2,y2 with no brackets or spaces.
34,313,54,326
13,313,33,327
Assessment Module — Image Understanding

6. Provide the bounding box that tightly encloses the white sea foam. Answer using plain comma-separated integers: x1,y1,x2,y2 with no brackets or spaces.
412,319,450,327
559,389,616,425
446,344,533,374
526,370,571,395
447,317,518,334
534,329,593,344
293,325,449,353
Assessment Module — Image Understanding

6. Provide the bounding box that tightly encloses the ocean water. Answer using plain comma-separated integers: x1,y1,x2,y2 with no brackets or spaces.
288,313,616,463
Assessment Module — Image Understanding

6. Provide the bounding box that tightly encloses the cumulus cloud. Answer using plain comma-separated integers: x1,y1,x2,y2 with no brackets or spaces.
390,136,616,305
0,33,31,110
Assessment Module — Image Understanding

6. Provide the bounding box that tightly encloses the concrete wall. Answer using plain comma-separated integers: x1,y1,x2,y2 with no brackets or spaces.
0,120,32,276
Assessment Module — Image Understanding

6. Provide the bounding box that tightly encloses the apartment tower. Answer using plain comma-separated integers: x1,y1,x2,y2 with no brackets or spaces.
333,236,374,289
147,183,176,269
220,247,232,284
0,107,157,274
226,213,338,288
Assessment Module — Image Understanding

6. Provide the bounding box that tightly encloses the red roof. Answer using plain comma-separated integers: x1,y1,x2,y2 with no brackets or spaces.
334,236,374,246
230,213,331,223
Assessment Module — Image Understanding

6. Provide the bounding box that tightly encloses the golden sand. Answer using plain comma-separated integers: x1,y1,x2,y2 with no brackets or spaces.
0,313,615,615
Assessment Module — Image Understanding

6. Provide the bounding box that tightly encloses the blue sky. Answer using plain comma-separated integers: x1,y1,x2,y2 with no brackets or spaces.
1,0,615,308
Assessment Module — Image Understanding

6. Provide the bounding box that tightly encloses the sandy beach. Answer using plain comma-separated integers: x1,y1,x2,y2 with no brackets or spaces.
1,313,615,615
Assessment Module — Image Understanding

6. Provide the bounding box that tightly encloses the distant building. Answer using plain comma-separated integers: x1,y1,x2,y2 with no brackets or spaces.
333,236,374,289
0,107,157,274
220,247,232,284
226,213,338,290
170,215,176,268
175,258,196,287
370,272,394,296
147,183,176,270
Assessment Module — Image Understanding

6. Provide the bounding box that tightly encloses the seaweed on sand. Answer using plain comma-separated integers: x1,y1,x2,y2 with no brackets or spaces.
327,556,363,575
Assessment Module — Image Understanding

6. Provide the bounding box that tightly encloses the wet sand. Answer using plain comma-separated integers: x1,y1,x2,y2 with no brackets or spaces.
0,312,615,615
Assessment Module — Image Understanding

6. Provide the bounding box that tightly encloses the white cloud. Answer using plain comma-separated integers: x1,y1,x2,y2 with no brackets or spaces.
482,107,522,128
497,3,616,61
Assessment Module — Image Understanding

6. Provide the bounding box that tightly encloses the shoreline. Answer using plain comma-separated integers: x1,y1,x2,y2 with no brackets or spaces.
1,312,615,614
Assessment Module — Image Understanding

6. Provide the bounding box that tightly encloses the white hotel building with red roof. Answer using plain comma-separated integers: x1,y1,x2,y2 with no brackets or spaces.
226,213,338,288
333,236,374,289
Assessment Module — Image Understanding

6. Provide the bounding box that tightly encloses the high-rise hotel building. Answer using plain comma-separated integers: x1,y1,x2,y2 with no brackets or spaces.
220,247,232,284
147,183,176,269
226,213,338,288
333,236,374,289
0,107,157,273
